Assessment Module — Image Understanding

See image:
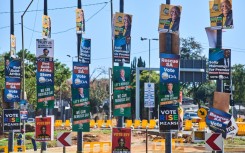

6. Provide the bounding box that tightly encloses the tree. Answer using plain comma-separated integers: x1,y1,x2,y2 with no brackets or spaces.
232,64,245,104
180,37,205,60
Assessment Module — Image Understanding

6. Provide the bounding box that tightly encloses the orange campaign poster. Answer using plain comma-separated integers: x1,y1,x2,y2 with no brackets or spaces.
158,4,182,33
35,116,54,141
209,0,233,29
112,128,131,153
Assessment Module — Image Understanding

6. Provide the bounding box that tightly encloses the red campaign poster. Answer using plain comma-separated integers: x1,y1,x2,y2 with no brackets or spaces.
35,116,54,141
112,128,131,153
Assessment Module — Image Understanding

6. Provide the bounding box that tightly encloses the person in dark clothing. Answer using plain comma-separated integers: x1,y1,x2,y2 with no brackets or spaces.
164,6,181,32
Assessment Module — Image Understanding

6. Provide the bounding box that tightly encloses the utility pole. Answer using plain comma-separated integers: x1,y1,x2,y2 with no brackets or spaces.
41,0,48,152
117,0,124,128
8,1,15,152
165,0,172,153
77,0,83,153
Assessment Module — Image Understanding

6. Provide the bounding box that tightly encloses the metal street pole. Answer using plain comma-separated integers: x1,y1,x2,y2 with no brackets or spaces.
20,1,33,152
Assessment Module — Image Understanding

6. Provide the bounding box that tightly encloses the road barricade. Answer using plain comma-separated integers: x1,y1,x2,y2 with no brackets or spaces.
152,138,184,151
14,145,26,152
0,146,8,153
83,142,111,153
184,120,192,131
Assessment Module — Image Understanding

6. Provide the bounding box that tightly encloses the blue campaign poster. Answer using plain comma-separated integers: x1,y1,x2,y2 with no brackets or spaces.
72,62,89,88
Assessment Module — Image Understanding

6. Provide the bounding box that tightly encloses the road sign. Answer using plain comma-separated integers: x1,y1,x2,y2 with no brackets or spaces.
57,132,72,147
205,133,223,151
144,83,155,108
197,107,207,119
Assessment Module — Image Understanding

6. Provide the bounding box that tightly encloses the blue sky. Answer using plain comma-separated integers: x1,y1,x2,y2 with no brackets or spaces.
1,0,245,77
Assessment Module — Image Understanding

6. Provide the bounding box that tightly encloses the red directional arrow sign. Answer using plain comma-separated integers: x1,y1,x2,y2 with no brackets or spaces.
57,132,72,147
205,133,223,151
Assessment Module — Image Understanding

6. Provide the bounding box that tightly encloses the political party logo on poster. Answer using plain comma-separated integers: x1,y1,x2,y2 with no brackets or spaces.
72,106,90,132
36,72,54,86
159,4,182,33
3,109,20,132
159,82,179,106
159,105,179,132
42,15,51,38
72,62,89,88
226,117,238,138
113,89,131,117
35,116,54,141
113,12,132,63
144,83,155,108
206,107,232,138
112,128,131,153
37,86,54,109
80,38,91,64
160,53,180,83
5,58,21,78
113,66,131,89
72,87,89,106
209,0,233,29
76,8,85,34
10,34,16,57
36,39,54,61
4,89,21,102
209,48,231,80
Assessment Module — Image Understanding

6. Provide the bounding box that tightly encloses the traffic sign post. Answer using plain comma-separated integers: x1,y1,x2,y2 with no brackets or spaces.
205,133,223,151
57,132,72,153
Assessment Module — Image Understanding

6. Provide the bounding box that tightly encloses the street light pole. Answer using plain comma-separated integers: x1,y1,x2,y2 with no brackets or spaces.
140,37,158,121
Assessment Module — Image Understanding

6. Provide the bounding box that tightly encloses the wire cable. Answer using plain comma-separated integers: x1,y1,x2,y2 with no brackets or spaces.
28,0,39,50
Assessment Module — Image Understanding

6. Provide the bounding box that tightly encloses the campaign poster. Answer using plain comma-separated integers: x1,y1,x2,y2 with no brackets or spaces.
159,105,179,132
20,111,28,120
80,38,91,64
209,48,231,80
144,83,155,108
10,34,16,57
206,107,231,138
3,109,21,132
5,57,21,78
159,82,179,106
36,86,54,109
226,117,238,138
158,4,182,33
42,15,51,38
36,39,54,61
5,78,21,90
72,106,90,132
72,62,89,88
160,53,180,83
36,72,54,86
209,0,233,29
113,12,132,63
76,8,85,34
113,66,131,89
113,89,131,117
72,87,89,106
112,128,131,153
35,116,54,141
4,89,21,103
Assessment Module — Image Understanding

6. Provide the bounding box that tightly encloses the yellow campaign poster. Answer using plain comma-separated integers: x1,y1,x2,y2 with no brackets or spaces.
158,4,182,33
42,15,51,38
209,0,233,29
10,34,16,57
76,8,85,34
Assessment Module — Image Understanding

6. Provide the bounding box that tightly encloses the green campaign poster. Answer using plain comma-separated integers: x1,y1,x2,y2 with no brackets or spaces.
37,86,54,109
159,82,179,106
113,66,131,88
72,106,90,132
113,89,131,117
72,87,89,106
113,66,131,117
